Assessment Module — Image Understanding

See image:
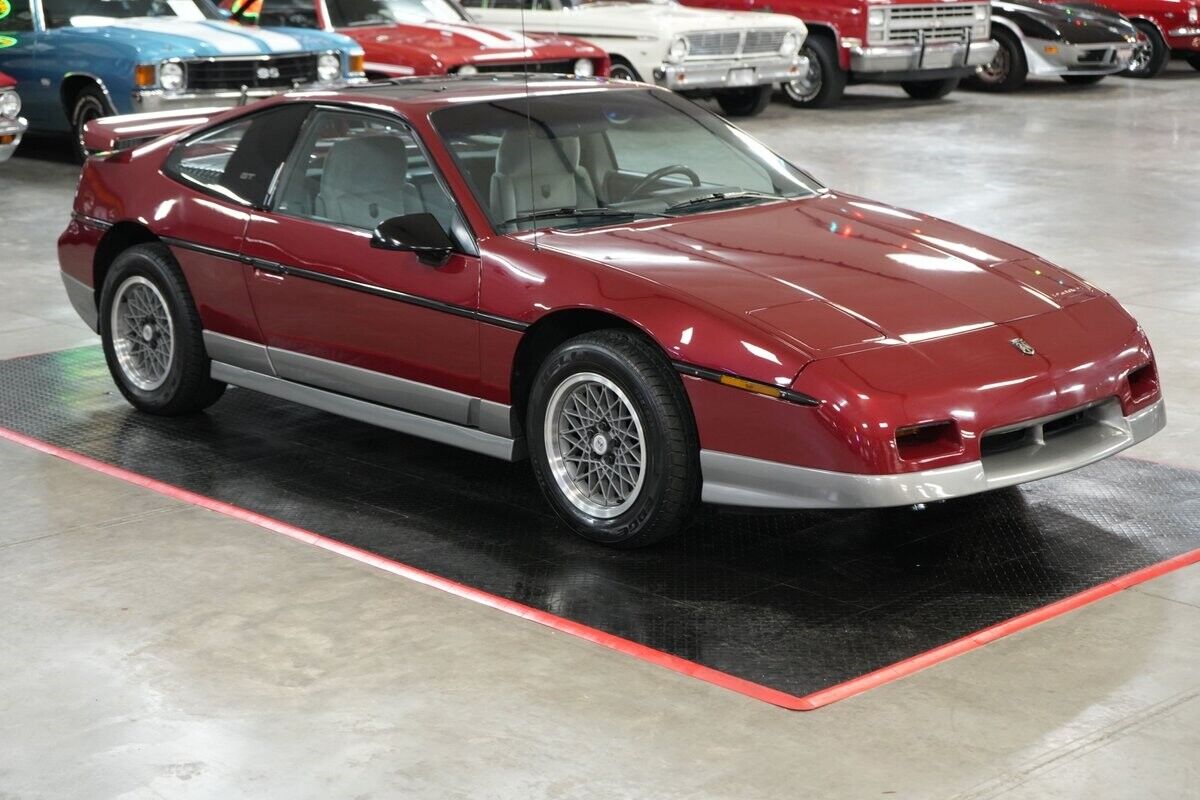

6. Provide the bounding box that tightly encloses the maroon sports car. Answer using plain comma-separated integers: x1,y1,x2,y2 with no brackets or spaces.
59,76,1165,547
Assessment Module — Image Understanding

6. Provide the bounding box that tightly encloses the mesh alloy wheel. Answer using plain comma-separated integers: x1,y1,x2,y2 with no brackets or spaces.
109,275,176,392
544,372,646,520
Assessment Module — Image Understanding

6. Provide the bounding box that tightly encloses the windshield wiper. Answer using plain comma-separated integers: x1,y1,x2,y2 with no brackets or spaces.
501,207,667,227
665,191,781,214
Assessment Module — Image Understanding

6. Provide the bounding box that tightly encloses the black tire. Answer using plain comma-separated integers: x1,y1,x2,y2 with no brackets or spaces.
99,243,226,416
527,330,699,548
900,76,961,100
608,58,641,82
714,84,773,117
965,26,1027,92
1186,52,1200,71
1061,74,1106,85
68,84,113,163
1122,21,1169,78
781,34,846,108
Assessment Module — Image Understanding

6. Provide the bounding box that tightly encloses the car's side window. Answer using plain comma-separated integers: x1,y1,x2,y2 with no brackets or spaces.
463,0,547,9
0,0,35,31
254,0,319,28
164,104,311,207
274,110,457,233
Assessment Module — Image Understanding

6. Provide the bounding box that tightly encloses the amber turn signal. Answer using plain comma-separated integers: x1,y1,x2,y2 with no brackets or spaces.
134,64,157,87
718,375,784,399
349,53,366,74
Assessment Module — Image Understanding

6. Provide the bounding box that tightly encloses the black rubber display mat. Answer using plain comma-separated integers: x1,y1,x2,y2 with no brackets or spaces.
3,347,1199,709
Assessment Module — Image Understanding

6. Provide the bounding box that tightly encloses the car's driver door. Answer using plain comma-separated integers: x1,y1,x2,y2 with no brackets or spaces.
240,107,483,424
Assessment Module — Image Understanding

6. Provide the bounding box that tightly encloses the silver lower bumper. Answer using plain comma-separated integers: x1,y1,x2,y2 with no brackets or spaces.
655,56,808,91
849,39,998,73
61,271,99,333
0,116,26,162
1025,39,1135,76
701,397,1166,509
129,80,363,112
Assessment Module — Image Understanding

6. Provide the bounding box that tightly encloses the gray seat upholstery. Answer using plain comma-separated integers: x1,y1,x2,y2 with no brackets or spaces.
316,135,419,230
489,132,597,224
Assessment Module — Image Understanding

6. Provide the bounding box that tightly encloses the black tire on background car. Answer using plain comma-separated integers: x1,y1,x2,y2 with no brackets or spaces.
900,76,961,100
1061,74,1106,85
714,84,774,117
1188,53,1200,71
69,84,113,163
965,26,1028,91
607,58,641,81
99,243,226,416
527,330,700,548
781,34,846,108
1122,21,1169,78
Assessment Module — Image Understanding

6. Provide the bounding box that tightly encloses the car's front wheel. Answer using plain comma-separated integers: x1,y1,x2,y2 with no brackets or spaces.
100,243,226,416
900,76,961,100
527,330,699,548
1122,22,1169,78
966,26,1027,91
69,85,113,163
781,35,846,108
714,85,773,117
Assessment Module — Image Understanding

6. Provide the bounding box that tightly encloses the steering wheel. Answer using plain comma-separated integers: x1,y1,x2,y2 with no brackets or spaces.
623,165,702,201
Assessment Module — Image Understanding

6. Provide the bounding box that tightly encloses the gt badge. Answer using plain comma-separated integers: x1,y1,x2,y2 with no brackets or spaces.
1011,338,1036,356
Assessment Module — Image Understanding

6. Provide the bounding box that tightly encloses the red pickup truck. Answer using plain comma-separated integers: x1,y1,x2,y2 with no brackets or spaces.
682,0,999,106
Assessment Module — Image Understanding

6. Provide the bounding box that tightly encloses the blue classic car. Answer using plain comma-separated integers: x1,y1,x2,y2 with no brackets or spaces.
0,0,364,158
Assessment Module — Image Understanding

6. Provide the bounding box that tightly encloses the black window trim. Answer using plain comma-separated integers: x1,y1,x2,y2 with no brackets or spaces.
267,102,479,257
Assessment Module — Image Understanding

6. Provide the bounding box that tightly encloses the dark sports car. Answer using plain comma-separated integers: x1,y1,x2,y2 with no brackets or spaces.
58,76,1165,547
969,0,1139,90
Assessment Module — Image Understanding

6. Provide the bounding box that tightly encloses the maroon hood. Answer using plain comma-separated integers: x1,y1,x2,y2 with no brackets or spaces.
537,192,1103,358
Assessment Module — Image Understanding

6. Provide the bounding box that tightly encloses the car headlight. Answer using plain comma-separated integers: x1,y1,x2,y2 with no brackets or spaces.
780,30,801,56
867,7,884,26
573,57,594,77
974,3,987,19
317,52,341,82
667,35,689,64
1190,5,1198,23
458,64,479,75
159,61,185,92
0,90,20,119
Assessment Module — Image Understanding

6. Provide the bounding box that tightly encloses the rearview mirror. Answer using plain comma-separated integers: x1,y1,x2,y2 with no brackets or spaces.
371,213,455,266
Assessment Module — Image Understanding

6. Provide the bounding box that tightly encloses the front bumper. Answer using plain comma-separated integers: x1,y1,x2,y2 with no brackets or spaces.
654,55,809,91
129,81,361,112
1166,27,1200,50
700,396,1166,509
849,39,998,76
1025,38,1135,77
0,115,27,162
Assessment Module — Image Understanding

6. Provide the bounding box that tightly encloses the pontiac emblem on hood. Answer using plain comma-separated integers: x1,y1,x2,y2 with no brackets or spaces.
1011,338,1036,356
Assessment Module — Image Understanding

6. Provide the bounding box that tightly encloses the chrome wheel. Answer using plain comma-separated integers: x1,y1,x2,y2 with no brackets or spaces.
544,372,646,520
609,63,639,81
1126,41,1152,75
784,51,822,102
73,94,106,157
109,275,175,392
976,41,1010,85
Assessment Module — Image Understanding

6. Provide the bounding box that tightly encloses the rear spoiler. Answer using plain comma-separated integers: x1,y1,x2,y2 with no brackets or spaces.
82,107,227,156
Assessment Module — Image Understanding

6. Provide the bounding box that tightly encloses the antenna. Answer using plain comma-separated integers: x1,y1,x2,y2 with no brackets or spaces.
519,0,538,250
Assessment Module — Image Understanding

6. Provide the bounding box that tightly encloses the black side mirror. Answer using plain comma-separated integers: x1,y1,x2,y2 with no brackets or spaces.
371,213,455,266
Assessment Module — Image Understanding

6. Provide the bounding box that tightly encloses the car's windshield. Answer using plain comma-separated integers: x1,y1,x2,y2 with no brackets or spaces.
43,0,221,26
326,0,467,26
432,87,821,234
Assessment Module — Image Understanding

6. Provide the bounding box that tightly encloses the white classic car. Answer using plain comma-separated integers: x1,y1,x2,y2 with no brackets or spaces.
462,0,808,117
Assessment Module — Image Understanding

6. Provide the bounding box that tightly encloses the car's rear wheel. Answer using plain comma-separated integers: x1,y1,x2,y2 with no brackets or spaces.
781,34,846,108
527,330,699,548
69,84,112,163
966,26,1027,91
715,84,773,117
1061,74,1106,85
100,243,226,416
900,76,961,100
1122,21,1169,78
608,58,641,81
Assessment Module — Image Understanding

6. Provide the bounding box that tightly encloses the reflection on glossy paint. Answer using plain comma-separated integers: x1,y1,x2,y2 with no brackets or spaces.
152,198,177,222
741,341,781,365
680,326,693,345
913,234,1001,263
887,252,977,273
846,201,920,221
900,322,993,344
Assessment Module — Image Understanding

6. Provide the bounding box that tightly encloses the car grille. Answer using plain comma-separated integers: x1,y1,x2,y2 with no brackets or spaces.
684,29,791,60
471,60,579,74
869,4,989,45
184,54,320,91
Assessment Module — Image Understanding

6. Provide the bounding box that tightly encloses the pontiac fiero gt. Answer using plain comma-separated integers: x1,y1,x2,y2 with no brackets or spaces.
59,76,1165,547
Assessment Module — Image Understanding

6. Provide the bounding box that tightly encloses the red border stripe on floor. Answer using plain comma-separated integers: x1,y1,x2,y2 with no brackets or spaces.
3,423,1198,711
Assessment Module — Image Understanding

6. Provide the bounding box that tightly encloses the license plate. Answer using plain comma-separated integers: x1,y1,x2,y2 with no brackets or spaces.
921,48,956,69
727,67,756,87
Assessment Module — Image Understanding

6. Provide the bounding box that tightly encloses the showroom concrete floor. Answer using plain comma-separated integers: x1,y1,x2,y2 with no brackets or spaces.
1,66,1199,799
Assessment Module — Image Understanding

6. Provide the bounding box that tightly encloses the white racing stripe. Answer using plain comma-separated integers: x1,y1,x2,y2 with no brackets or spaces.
68,16,305,55
209,21,305,53
423,21,534,50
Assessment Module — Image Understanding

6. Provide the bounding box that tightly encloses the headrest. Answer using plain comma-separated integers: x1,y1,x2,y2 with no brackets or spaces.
321,135,409,194
496,130,582,177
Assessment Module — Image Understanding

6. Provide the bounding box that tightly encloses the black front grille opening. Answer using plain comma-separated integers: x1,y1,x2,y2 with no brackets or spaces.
1076,49,1110,63
187,55,320,91
980,427,1033,458
471,60,577,75
1042,410,1090,440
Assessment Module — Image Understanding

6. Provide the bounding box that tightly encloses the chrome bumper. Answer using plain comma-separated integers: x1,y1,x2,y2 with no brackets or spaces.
1025,38,1135,76
700,397,1166,509
849,39,997,73
0,115,26,162
129,81,361,112
654,56,808,91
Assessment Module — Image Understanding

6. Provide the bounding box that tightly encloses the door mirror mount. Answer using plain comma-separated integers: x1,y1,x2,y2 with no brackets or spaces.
371,213,456,266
